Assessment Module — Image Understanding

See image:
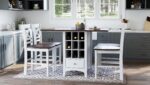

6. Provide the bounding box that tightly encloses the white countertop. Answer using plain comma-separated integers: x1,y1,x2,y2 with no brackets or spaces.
0,30,23,36
109,30,150,33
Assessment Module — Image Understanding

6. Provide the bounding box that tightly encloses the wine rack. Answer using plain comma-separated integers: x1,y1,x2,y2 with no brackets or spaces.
63,31,92,77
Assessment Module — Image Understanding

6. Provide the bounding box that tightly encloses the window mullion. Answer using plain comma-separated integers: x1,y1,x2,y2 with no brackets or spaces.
95,0,100,18
72,0,76,18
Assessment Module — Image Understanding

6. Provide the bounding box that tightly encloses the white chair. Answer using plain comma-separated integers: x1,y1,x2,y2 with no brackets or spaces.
19,24,34,75
20,24,61,77
94,30,125,81
31,24,62,66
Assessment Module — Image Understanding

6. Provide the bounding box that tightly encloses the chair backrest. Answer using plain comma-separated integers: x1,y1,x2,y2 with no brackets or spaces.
119,29,125,53
31,24,42,45
19,24,33,49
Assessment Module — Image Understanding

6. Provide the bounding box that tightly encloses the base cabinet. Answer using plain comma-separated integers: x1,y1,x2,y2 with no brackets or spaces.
124,33,150,63
3,35,14,66
14,33,24,63
0,33,23,69
0,37,4,69
63,31,92,77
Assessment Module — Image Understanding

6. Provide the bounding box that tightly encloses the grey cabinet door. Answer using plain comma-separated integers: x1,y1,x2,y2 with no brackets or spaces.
16,33,24,62
0,37,4,69
3,35,14,66
124,33,150,62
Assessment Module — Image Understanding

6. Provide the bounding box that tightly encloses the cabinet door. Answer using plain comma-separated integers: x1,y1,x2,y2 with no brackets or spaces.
0,37,3,69
124,33,150,62
16,34,24,62
146,0,150,8
3,35,14,66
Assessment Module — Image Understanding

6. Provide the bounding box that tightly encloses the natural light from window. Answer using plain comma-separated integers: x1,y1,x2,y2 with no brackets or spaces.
54,0,120,19
77,0,95,18
55,0,72,17
100,0,119,18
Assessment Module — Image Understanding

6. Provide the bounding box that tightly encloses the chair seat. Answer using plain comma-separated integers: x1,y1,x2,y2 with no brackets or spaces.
94,43,120,50
29,42,61,49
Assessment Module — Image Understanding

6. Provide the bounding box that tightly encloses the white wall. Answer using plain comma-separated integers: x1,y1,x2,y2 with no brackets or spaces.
18,0,150,30
0,10,18,30
126,10,150,30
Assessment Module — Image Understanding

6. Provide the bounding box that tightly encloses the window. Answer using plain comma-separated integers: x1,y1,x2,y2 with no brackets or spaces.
55,0,72,17
100,0,119,18
76,0,95,18
54,0,121,19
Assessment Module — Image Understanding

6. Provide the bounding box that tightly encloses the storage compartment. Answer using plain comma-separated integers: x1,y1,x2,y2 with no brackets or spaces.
66,59,84,68
66,32,71,40
79,41,84,49
79,32,84,40
72,32,78,40
126,0,150,9
66,50,71,58
24,0,48,10
66,41,71,49
79,51,84,58
73,41,78,49
72,50,78,58
28,1,43,9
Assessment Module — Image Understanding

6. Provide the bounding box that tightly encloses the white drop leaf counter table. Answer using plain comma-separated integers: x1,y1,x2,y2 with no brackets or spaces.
63,31,92,77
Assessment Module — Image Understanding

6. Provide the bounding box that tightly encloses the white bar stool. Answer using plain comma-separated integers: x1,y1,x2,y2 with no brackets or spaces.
94,30,125,81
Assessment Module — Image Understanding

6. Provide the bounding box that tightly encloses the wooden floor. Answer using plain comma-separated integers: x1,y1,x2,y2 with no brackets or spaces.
0,64,150,85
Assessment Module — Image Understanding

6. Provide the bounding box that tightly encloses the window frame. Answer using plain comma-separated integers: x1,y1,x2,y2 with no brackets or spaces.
53,0,73,19
76,0,96,19
53,0,123,19
99,0,121,19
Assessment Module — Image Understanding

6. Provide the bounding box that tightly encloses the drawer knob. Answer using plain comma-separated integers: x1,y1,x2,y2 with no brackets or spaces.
74,63,77,65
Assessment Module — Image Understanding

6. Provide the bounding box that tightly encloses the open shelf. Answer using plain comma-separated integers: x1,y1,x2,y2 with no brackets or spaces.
66,41,71,49
65,32,85,59
126,0,150,9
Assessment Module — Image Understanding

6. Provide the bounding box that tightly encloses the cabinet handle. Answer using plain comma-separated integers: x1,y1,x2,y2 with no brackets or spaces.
4,44,6,50
74,63,77,65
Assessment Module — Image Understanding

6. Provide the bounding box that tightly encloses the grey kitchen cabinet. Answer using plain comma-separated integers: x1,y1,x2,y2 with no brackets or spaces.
3,35,14,66
0,33,23,69
0,37,4,69
15,33,24,63
42,32,63,42
124,33,150,63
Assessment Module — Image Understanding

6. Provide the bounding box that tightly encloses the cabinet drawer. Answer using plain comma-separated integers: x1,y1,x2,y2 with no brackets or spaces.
66,59,84,68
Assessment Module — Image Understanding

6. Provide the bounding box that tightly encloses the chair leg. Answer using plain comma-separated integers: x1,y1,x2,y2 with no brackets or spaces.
24,50,27,75
53,47,57,75
119,54,124,81
46,50,49,77
59,45,61,64
85,70,87,78
31,51,33,71
95,51,97,79
63,70,66,77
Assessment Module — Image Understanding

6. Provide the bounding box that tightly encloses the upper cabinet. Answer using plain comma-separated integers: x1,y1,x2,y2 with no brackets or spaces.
23,0,48,10
126,0,150,9
0,0,48,10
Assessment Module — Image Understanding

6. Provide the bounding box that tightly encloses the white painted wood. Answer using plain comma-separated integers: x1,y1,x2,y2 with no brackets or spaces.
66,59,84,68
63,31,91,77
92,32,97,40
19,24,32,76
95,50,97,78
94,29,125,81
63,32,66,77
21,24,62,76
